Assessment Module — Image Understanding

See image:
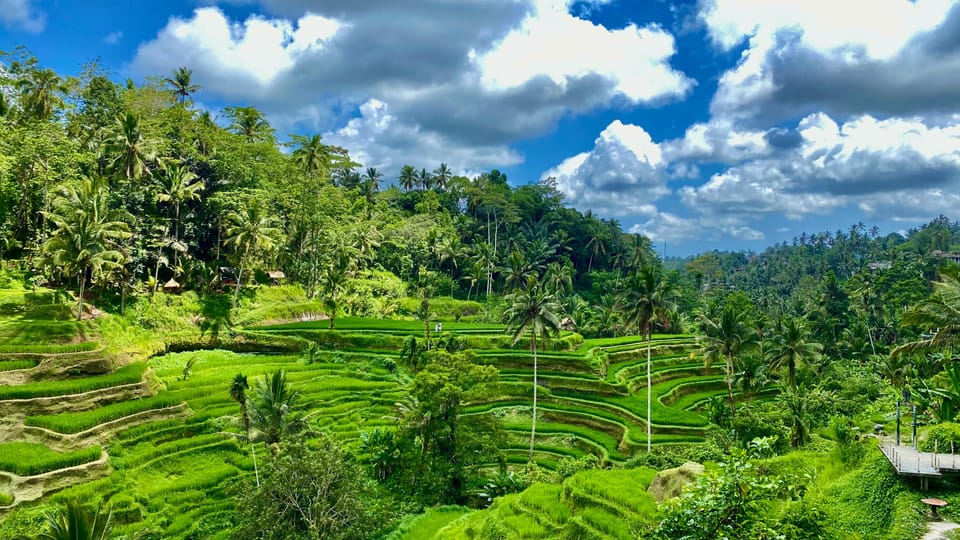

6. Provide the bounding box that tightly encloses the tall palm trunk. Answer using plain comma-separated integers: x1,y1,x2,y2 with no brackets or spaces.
529,330,538,460
77,266,88,320
646,322,652,453
726,353,738,421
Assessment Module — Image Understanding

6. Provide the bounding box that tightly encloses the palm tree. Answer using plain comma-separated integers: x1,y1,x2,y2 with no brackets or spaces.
699,303,757,424
433,162,452,190
398,165,417,192
363,167,383,192
893,274,960,357
41,500,112,540
419,167,433,190
155,161,204,266
247,370,301,446
320,245,357,328
165,66,200,104
42,177,130,320
621,267,676,452
107,112,156,180
224,205,280,307
584,218,609,274
17,67,67,120
230,373,251,434
765,317,822,389
225,106,274,142
290,134,329,176
504,276,561,460
502,248,533,293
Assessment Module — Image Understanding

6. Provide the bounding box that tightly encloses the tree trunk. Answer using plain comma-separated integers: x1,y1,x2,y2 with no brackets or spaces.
726,353,738,423
647,322,652,453
77,267,87,321
529,330,538,461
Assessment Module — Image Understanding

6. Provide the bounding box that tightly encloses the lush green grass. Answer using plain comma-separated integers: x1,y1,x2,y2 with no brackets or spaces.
436,468,660,540
0,363,146,400
384,506,472,540
251,316,506,333
0,443,102,475
0,359,37,371
25,393,183,434
0,341,99,354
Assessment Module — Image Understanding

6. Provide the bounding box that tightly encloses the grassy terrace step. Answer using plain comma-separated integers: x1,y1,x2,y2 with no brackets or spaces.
499,373,628,396
25,393,183,434
384,506,472,540
0,442,102,475
576,334,694,352
503,421,624,460
0,359,38,371
0,341,100,356
658,378,729,406
250,317,506,334
0,363,146,399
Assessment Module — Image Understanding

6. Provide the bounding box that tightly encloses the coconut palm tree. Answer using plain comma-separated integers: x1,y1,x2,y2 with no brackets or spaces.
17,67,67,120
248,370,302,446
622,267,676,451
419,167,433,190
225,106,274,142
699,303,757,424
224,204,280,307
504,276,561,460
290,133,329,176
398,165,417,192
433,162,452,190
230,373,250,434
363,167,383,192
320,244,357,329
155,161,204,266
765,317,823,389
107,112,156,181
893,274,960,357
41,500,112,540
41,177,130,320
165,66,200,104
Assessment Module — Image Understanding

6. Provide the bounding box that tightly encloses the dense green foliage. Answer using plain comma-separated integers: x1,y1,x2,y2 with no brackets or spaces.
5,47,960,540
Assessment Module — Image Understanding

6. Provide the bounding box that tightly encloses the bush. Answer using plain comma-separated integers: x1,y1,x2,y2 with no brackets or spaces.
920,422,960,453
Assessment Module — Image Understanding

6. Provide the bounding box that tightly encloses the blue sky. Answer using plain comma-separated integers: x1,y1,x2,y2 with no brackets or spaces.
4,0,960,256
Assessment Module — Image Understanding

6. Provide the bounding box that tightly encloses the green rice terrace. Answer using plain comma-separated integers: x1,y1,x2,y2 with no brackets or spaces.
0,283,732,537
1,277,953,540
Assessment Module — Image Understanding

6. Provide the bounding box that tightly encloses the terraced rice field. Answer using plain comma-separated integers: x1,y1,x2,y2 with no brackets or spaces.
420,467,661,539
1,313,743,538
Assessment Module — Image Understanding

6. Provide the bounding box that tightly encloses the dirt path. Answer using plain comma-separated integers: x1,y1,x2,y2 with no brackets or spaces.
921,521,960,540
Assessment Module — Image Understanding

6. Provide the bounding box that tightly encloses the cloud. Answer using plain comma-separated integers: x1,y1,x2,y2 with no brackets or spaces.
541,120,668,217
701,0,960,123
476,0,693,104
322,99,523,175
103,31,123,45
679,112,960,220
0,0,45,32
131,2,691,172
132,8,343,98
630,213,764,243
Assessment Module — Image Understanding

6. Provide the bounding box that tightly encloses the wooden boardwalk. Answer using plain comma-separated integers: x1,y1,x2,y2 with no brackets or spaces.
879,443,960,477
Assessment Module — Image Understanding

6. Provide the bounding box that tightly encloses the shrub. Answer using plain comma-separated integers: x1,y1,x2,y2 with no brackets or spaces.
920,422,960,453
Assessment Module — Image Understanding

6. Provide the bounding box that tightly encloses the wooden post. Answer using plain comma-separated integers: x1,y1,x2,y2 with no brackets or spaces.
913,404,918,449
896,400,901,446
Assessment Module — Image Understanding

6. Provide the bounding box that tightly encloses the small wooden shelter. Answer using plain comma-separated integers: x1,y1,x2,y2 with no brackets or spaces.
163,278,181,293
267,271,286,285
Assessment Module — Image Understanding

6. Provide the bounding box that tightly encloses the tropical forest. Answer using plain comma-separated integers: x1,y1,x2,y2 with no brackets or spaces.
5,47,960,540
